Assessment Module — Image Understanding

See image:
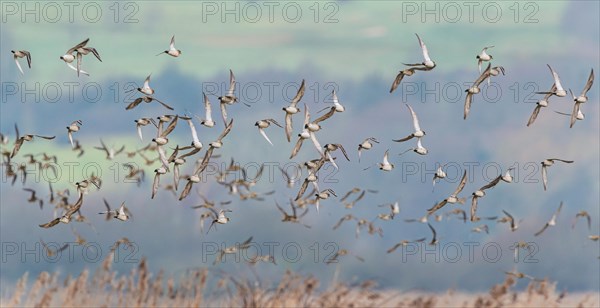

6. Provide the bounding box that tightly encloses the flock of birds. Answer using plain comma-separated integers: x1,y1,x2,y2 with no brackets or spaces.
4,33,599,270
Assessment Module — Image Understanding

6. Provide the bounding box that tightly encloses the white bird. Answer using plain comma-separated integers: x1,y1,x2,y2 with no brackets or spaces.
319,90,345,113
536,64,567,97
152,115,178,146
501,168,514,183
357,137,379,162
59,38,90,76
255,119,283,146
137,74,154,96
404,33,435,69
208,118,234,149
534,201,563,236
568,69,594,128
283,79,306,142
152,167,167,199
134,117,155,141
393,104,426,142
197,92,215,128
432,164,447,191
398,137,428,156
66,120,82,148
476,46,494,73
323,143,350,170
391,201,400,217
314,189,337,213
541,158,574,191
206,209,233,234
555,109,584,124
98,202,130,221
11,50,31,75
180,116,203,152
156,35,181,57
379,149,394,171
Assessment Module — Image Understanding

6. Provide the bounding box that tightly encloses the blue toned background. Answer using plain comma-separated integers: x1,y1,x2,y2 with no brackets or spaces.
1,1,598,293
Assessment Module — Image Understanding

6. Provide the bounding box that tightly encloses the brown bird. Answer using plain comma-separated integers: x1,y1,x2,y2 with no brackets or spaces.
470,171,509,222
527,84,556,127
386,238,426,254
501,210,520,232
572,210,592,230
40,239,69,257
126,95,173,111
11,134,55,158
214,236,253,265
23,188,43,209
275,200,310,228
39,193,84,228
427,223,438,245
11,50,31,75
326,249,364,264
464,63,492,120
390,66,429,93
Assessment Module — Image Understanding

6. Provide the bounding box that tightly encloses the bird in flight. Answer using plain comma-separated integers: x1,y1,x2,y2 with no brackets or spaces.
156,35,181,57
541,158,573,191
66,120,82,149
255,118,283,146
11,50,31,75
393,104,426,143
534,201,563,236
476,45,494,73
527,84,556,127
283,79,306,142
567,69,594,128
464,63,492,120
536,64,567,97
404,33,436,70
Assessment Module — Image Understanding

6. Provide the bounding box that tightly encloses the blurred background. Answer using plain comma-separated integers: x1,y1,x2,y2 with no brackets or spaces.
1,1,599,293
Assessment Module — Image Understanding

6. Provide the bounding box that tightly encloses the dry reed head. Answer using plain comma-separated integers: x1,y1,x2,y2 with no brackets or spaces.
1,259,598,307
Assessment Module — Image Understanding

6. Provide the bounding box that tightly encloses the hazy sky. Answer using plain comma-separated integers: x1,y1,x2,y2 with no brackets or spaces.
1,1,599,293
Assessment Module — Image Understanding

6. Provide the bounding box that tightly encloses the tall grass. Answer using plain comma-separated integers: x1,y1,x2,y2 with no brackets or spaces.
2,255,598,307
